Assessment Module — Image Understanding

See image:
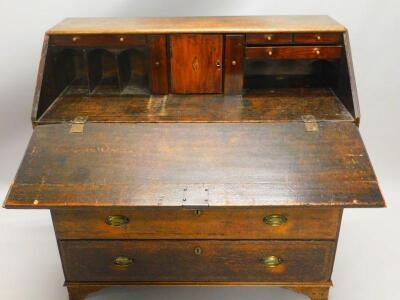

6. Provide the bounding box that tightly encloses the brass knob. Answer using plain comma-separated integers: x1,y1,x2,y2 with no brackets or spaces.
316,35,321,40
72,36,79,42
155,61,160,67
194,247,202,255
265,34,273,41
231,60,237,66
267,50,273,56
315,49,321,55
216,60,221,68
105,215,130,227
119,37,125,42
113,256,133,267
262,256,283,268
263,214,287,226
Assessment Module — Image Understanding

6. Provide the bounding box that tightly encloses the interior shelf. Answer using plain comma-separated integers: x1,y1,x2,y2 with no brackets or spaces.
38,88,353,123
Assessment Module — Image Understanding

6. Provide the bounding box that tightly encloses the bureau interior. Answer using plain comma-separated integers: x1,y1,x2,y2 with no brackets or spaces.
35,34,355,124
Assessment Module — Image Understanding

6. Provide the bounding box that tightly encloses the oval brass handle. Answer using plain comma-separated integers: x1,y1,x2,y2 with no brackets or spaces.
262,256,283,268
216,60,221,68
113,256,133,266
105,215,129,227
263,214,287,226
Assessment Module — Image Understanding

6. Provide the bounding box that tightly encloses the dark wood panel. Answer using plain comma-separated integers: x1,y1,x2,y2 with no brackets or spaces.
52,207,341,240
246,33,292,45
148,35,168,94
224,35,244,94
245,46,342,60
294,33,341,44
170,34,222,93
5,122,384,208
60,240,335,282
49,34,146,46
37,88,353,123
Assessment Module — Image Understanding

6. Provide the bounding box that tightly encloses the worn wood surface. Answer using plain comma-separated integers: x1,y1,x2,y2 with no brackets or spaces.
245,46,342,60
47,16,346,34
60,240,335,282
224,35,244,94
170,34,222,93
37,88,353,123
5,122,383,208
148,35,168,94
52,207,341,240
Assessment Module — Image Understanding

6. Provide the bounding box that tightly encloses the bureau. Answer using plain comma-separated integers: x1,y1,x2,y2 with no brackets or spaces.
3,16,385,300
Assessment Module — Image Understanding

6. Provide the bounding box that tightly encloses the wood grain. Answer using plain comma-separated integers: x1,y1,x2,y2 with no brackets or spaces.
5,122,384,208
224,35,244,94
60,240,335,282
294,33,341,44
47,16,346,34
37,88,353,123
246,33,293,45
170,34,222,93
148,35,168,94
245,46,342,60
52,207,341,240
49,34,146,46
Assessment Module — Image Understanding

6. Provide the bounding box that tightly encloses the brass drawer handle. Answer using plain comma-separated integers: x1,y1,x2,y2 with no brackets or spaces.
262,256,283,268
263,214,287,226
113,256,133,266
105,215,129,227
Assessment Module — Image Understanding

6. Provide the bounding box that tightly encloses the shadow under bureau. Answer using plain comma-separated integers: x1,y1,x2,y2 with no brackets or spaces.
3,16,385,300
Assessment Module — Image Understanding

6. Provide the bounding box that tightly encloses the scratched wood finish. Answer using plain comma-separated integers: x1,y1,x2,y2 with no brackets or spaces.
170,34,222,93
224,35,244,94
5,122,384,208
49,34,146,46
37,88,353,124
245,46,342,60
148,35,168,94
52,207,341,240
47,16,346,34
60,240,335,282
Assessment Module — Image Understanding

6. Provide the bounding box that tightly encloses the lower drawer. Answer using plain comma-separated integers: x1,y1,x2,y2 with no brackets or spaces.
245,46,342,59
52,207,342,240
60,240,335,282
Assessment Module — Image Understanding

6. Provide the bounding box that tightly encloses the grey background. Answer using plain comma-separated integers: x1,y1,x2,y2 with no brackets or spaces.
0,1,399,299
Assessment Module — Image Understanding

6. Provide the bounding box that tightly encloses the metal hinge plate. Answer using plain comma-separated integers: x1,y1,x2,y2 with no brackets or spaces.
70,116,88,133
301,115,319,132
182,185,210,207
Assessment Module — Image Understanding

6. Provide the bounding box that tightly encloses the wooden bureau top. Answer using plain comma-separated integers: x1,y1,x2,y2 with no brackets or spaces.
5,122,384,209
47,15,346,34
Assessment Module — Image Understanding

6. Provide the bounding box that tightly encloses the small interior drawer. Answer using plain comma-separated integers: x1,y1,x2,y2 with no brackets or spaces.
294,33,342,44
60,240,335,282
245,46,342,60
49,34,146,46
52,207,341,240
246,33,292,44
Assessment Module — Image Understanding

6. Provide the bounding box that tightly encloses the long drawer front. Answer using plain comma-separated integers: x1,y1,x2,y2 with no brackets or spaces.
52,207,341,240
60,240,335,282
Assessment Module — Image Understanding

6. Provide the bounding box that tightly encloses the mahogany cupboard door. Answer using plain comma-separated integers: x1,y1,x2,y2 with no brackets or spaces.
170,34,223,94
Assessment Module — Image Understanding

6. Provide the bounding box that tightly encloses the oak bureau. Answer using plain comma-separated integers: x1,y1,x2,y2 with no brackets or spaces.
4,16,385,300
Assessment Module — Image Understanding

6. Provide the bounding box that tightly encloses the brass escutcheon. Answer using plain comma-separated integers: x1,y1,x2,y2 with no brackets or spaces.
263,214,288,226
105,215,130,227
262,255,283,268
113,256,133,266
194,247,202,255
193,209,202,216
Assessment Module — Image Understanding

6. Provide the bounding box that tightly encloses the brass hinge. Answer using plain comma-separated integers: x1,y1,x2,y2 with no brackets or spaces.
301,115,319,132
182,185,210,207
70,116,88,133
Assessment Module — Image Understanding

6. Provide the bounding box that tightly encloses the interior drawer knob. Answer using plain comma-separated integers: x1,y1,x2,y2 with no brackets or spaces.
105,215,130,227
262,255,283,268
316,35,321,40
263,214,287,226
113,256,133,267
264,34,273,41
314,48,321,55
